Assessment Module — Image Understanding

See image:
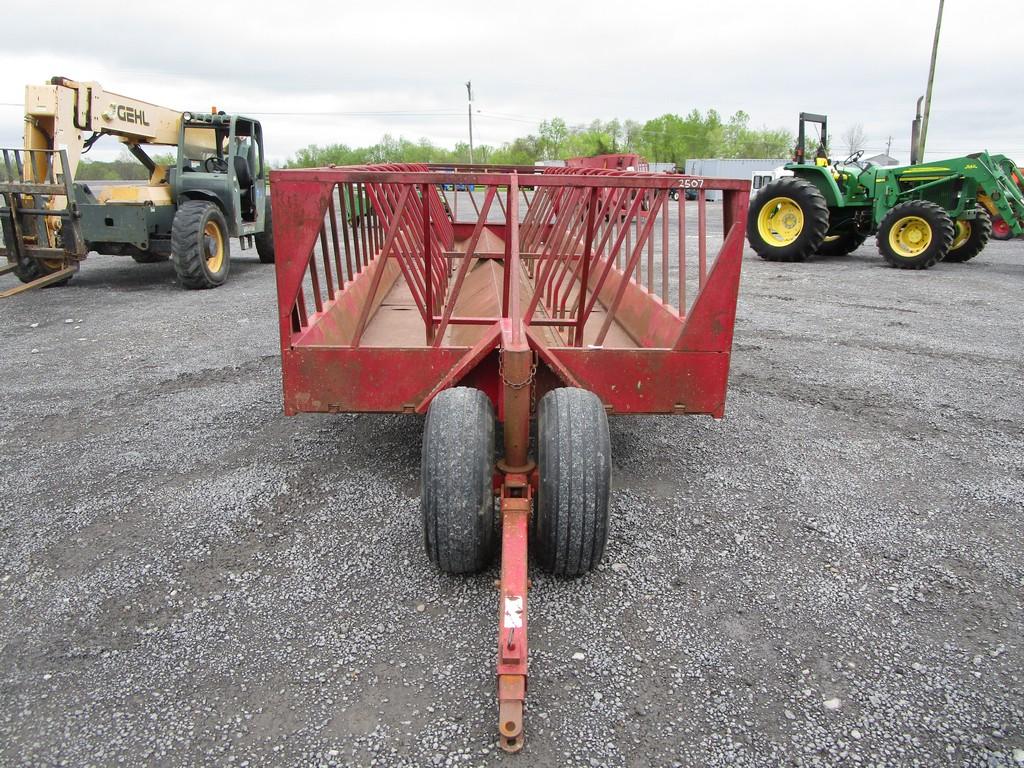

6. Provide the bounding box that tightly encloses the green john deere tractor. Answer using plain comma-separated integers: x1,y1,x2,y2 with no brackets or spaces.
747,112,1024,269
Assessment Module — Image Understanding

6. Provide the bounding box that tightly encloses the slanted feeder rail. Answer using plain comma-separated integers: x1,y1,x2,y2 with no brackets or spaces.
269,163,750,752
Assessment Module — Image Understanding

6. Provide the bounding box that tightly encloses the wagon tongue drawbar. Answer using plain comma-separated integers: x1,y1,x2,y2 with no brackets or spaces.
268,162,750,751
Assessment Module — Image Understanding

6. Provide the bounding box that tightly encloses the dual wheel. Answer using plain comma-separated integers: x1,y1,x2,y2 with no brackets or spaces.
747,177,991,269
421,387,611,577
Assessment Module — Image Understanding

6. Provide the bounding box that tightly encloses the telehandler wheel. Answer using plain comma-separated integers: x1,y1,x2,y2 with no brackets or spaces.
876,200,955,270
816,229,868,257
171,201,231,289
255,201,275,264
421,387,498,574
13,255,72,287
944,211,992,263
746,177,829,262
131,251,169,264
533,388,611,578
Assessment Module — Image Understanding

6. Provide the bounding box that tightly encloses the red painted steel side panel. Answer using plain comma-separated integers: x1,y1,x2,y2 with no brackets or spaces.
548,349,732,416
281,347,470,415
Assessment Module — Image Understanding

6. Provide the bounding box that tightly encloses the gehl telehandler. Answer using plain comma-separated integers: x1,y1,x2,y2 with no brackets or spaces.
747,112,1024,270
0,77,274,296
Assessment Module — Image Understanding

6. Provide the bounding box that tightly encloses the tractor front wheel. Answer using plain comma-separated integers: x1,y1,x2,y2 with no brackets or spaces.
533,388,611,577
421,387,498,574
171,201,231,289
876,200,954,270
746,177,829,262
944,211,992,263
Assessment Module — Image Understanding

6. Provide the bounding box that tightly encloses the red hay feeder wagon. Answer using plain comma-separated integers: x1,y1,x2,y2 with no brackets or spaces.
269,162,750,752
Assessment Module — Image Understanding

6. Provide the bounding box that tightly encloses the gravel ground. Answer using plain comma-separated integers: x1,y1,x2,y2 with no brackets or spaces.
1,210,1022,767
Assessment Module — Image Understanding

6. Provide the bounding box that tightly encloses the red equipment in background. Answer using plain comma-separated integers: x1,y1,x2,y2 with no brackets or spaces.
566,153,650,172
269,162,749,752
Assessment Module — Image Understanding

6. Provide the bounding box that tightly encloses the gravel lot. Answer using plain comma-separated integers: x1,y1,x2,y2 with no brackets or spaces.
1,208,1022,767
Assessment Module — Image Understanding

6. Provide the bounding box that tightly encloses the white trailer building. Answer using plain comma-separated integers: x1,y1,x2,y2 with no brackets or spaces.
684,158,789,201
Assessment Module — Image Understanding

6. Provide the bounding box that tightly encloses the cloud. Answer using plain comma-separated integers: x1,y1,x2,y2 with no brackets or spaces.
2,0,1022,164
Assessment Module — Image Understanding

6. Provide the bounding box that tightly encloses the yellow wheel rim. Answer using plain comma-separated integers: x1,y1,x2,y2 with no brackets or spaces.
823,234,839,243
204,221,225,272
951,220,971,250
757,196,805,246
888,215,932,258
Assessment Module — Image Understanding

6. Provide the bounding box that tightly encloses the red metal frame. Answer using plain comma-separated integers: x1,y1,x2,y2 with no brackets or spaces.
269,162,749,751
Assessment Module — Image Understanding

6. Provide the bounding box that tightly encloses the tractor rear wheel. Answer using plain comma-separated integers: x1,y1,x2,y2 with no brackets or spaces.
171,201,231,289
876,200,955,270
746,177,829,262
816,228,868,257
255,201,275,264
944,211,992,263
421,387,498,574
533,388,611,577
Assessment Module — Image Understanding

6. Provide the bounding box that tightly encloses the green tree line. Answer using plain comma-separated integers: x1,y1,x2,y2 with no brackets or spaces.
3,110,792,180
288,110,793,169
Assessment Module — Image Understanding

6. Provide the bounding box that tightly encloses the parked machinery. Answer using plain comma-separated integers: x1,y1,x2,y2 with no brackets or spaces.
0,77,274,296
269,162,749,750
746,112,1024,269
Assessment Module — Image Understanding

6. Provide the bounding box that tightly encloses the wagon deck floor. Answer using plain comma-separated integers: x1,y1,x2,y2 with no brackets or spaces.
359,230,638,349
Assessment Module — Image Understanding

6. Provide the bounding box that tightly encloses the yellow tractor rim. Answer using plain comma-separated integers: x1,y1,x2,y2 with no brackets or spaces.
204,221,225,272
823,234,839,243
888,216,932,258
757,196,804,247
951,220,971,250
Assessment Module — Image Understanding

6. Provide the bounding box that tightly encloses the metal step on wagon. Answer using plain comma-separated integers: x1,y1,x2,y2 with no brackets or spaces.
269,161,750,752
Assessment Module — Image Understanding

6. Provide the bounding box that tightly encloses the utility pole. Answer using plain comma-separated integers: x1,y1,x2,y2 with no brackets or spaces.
465,80,474,164
886,136,892,158
919,0,944,162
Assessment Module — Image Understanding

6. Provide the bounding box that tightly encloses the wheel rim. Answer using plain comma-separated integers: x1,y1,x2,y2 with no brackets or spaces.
823,234,840,243
951,220,971,250
203,221,225,272
756,196,804,246
888,215,932,258
992,217,1011,238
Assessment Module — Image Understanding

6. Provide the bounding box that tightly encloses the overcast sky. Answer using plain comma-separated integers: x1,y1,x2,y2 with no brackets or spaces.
3,0,1023,166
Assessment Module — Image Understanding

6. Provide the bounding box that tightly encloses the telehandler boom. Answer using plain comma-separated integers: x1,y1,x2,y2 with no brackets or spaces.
0,77,274,296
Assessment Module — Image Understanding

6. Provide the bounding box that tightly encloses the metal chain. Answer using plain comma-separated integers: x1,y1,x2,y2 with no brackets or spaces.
498,355,537,390
499,353,538,414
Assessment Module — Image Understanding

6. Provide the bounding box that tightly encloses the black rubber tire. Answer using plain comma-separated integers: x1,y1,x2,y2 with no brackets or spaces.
12,255,71,286
534,387,611,577
131,251,169,264
255,200,275,264
816,228,868,256
944,211,992,263
171,201,231,289
421,387,498,574
746,177,829,262
876,200,955,270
